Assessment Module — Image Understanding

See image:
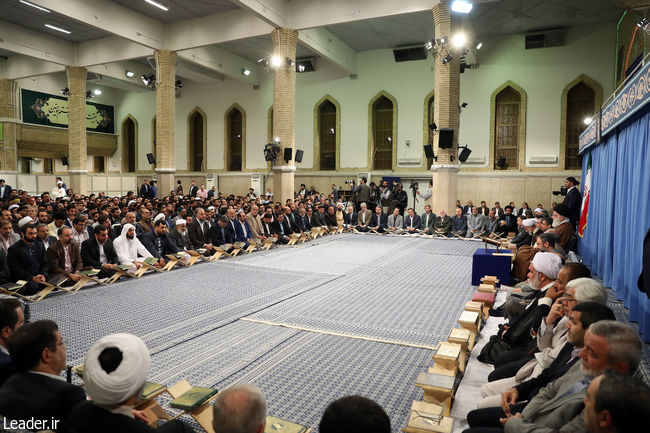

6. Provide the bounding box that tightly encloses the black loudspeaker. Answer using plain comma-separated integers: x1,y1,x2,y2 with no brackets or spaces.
61,156,68,166
284,148,292,162
438,128,454,149
146,153,156,164
496,157,507,169
295,149,304,163
459,146,472,163
423,145,434,159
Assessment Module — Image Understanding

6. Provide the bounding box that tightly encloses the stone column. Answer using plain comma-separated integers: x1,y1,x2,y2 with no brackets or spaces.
66,66,88,194
0,79,17,172
271,28,298,203
431,1,461,215
154,50,177,197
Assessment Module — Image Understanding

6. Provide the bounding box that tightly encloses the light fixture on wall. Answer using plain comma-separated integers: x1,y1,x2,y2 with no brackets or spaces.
429,122,437,131
459,102,468,113
60,87,70,96
141,73,156,88
175,80,183,88
85,90,93,98
583,116,592,125
451,0,473,14
637,17,650,31
241,68,251,76
458,145,472,163
125,70,135,78
442,53,453,65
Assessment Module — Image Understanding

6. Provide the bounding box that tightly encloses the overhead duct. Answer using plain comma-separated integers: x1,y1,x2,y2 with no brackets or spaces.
393,45,428,62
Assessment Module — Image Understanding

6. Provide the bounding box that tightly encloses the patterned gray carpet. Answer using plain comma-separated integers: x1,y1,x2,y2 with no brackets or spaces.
28,235,483,432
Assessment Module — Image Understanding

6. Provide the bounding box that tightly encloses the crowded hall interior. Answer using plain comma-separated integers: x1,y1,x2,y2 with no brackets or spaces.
1,0,650,432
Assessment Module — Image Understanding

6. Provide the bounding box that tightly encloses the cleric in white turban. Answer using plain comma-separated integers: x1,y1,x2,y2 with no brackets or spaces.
112,223,152,270
61,333,191,432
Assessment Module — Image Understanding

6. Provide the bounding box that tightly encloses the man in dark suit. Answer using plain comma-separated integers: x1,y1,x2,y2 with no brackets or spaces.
310,206,324,227
233,211,254,248
187,208,213,254
492,202,505,219
419,205,436,234
80,225,119,279
403,208,421,234
46,226,83,285
188,180,198,198
0,320,86,427
7,224,48,296
36,223,57,251
270,213,293,244
211,216,234,247
354,177,371,212
141,219,179,265
494,206,518,236
369,206,388,233
0,179,11,200
434,210,452,235
139,180,150,198
295,208,311,232
260,213,276,239
463,200,474,215
562,176,582,226
344,205,357,227
0,298,24,387
169,219,193,251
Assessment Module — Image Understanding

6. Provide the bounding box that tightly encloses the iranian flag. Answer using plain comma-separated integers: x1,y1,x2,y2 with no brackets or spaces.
578,152,592,237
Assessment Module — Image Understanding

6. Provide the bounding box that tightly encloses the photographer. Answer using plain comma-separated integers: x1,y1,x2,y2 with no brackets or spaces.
379,181,392,213
390,184,408,216
353,178,370,212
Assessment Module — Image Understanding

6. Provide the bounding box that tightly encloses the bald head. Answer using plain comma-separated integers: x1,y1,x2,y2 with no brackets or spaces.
212,384,266,433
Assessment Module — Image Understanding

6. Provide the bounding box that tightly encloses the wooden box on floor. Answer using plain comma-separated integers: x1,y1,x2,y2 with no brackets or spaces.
415,372,455,416
429,342,462,377
471,292,496,320
458,311,480,350
447,328,471,372
464,301,483,329
402,400,453,433
477,284,496,294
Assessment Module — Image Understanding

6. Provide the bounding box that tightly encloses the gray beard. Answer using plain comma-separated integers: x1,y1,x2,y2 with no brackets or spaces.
177,229,188,237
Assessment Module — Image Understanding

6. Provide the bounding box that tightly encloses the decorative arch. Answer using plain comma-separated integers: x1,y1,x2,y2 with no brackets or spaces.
489,81,527,170
559,75,603,170
224,103,246,171
422,89,435,169
313,95,341,170
187,107,207,172
121,114,138,173
367,90,398,171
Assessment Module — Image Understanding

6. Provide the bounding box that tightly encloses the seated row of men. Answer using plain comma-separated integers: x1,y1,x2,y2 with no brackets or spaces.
461,253,650,433
0,304,392,433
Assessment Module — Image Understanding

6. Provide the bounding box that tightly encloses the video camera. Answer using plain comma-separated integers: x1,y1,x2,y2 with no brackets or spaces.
552,186,568,196
409,181,419,192
344,179,356,185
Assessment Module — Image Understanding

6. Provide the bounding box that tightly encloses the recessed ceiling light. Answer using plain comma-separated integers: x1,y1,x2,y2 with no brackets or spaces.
144,0,169,11
241,68,251,76
93,89,102,96
583,117,592,125
20,0,50,13
451,33,467,48
451,1,473,14
476,42,483,50
45,24,71,34
125,70,135,78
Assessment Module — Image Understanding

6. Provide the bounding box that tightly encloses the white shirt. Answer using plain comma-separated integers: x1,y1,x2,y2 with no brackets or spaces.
98,241,107,265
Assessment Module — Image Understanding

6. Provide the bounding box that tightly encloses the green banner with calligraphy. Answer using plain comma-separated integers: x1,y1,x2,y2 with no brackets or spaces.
21,89,115,134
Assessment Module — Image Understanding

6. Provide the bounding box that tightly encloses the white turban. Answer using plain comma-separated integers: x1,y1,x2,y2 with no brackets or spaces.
128,200,137,206
207,206,215,211
8,204,18,211
532,252,562,280
153,213,165,223
534,208,544,215
18,216,34,228
175,219,186,226
83,333,150,405
523,218,537,227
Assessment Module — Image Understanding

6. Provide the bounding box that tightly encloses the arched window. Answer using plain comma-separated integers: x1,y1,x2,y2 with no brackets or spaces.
121,116,137,173
494,87,521,169
565,83,595,169
226,106,243,171
425,92,435,168
318,99,337,170
188,109,206,172
372,95,395,170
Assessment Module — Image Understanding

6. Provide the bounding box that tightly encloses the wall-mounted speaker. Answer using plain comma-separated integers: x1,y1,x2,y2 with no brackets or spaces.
283,148,292,162
438,128,454,149
295,149,304,163
146,153,156,164
423,145,434,159
61,156,68,166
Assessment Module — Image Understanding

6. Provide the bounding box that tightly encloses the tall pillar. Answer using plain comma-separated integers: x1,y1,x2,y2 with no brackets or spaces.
271,28,298,203
431,1,461,215
0,79,17,172
66,66,88,194
154,50,177,197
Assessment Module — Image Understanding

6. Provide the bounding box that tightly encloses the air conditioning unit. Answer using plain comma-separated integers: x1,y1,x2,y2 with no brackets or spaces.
461,156,486,165
528,155,558,164
525,29,565,49
205,173,216,190
251,173,262,194
397,156,422,166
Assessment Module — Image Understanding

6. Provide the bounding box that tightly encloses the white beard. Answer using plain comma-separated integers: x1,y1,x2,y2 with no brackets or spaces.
529,272,542,290
552,218,561,228
177,229,188,237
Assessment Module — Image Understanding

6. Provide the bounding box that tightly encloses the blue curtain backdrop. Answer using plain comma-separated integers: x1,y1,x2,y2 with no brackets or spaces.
579,108,650,342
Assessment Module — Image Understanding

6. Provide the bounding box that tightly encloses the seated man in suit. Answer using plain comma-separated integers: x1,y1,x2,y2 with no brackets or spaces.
0,320,86,427
36,223,57,250
451,207,468,237
310,205,324,228
80,225,119,279
210,215,234,248
260,213,277,240
187,208,214,254
46,226,83,285
343,205,357,228
419,205,436,234
369,206,388,234
135,206,153,239
356,203,373,232
0,298,24,387
295,207,311,233
246,205,265,239
403,208,420,234
466,206,487,238
212,384,267,433
434,210,452,236
493,205,518,237
62,333,191,433
169,219,193,251
270,213,293,244
386,207,404,234
324,206,338,228
7,223,48,296
141,219,178,267
234,210,255,248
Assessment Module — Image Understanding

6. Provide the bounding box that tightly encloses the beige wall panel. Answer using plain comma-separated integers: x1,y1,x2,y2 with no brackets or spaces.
92,176,108,193
474,177,497,206
122,176,137,193
0,174,17,187
500,178,527,206
457,177,478,203
106,176,122,193
16,175,37,194
525,177,553,209
217,177,250,196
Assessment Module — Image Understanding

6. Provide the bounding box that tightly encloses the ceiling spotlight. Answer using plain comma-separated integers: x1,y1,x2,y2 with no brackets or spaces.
429,122,437,131
93,89,102,96
476,42,483,50
461,102,468,108
387,137,392,143
45,24,71,34
285,57,295,67
424,39,435,51
85,90,93,99
141,73,156,87
637,17,650,29
144,0,169,11
451,1,473,14
583,116,592,125
175,80,183,88
241,68,251,76
442,53,453,65
125,70,135,78
451,33,467,48
270,55,282,69
273,137,281,144
436,36,447,46
60,87,70,96
330,127,335,134
257,58,269,67
20,0,51,13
